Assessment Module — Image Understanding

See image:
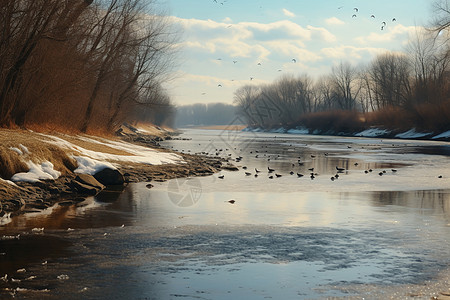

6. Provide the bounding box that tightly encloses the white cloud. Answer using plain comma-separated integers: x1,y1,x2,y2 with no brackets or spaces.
241,20,311,41
283,8,295,18
325,17,345,25
320,45,385,62
264,41,322,61
222,17,233,23
168,15,408,104
213,39,271,59
306,25,337,43
173,18,334,60
355,24,419,45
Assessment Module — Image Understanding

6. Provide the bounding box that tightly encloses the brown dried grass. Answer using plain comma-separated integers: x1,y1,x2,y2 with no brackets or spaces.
365,101,450,132
0,128,78,179
0,128,137,180
295,110,365,133
0,148,29,179
364,107,411,130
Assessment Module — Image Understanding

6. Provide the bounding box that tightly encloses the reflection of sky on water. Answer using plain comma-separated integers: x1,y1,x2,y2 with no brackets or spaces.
1,129,449,299
163,129,450,192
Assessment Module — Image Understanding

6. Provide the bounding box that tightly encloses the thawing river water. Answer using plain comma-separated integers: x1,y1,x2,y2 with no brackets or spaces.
1,129,450,299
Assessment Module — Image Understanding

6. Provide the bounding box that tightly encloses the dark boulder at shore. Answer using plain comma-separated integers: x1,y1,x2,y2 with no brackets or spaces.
94,168,125,186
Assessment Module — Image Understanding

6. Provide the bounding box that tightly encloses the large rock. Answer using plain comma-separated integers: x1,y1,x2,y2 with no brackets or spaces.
75,174,105,190
94,168,125,186
71,180,101,195
71,174,105,195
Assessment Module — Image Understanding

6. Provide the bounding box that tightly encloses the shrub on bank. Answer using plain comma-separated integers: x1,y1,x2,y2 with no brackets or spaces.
292,110,365,134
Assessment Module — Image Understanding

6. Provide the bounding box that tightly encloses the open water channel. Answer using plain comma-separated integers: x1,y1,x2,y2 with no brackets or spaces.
1,129,450,299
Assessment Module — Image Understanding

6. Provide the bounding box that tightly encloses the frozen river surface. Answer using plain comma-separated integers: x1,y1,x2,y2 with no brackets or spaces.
1,129,450,299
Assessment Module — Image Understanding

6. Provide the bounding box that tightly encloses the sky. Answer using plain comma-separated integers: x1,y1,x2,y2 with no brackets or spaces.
161,0,432,106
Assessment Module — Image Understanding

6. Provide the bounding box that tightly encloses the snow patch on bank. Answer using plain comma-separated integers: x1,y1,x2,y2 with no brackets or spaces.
9,144,29,156
73,156,117,175
7,133,184,183
39,133,184,172
243,126,449,140
356,128,391,137
75,136,183,165
395,128,431,139
287,127,309,135
432,130,450,140
11,161,61,183
0,178,18,187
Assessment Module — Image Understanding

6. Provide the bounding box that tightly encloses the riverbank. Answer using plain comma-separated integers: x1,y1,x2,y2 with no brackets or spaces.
190,125,247,131
0,124,236,219
243,126,450,141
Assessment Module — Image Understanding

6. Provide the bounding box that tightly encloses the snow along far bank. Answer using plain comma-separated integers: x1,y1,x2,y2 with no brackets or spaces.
243,126,450,141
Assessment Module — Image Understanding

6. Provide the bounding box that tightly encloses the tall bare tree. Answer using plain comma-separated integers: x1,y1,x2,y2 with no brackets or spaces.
0,0,92,126
407,28,450,105
330,62,360,110
366,52,412,109
430,0,450,34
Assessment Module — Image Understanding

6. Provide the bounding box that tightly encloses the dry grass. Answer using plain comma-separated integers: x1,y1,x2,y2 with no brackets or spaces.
0,122,178,180
289,101,449,135
365,101,450,132
364,107,411,130
53,134,133,156
295,110,365,133
0,148,29,179
0,128,78,179
410,101,450,132
133,122,174,137
0,128,139,180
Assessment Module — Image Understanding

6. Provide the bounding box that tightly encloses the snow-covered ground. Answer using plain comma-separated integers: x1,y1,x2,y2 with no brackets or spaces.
243,126,449,140
432,130,450,139
7,134,184,183
395,128,432,139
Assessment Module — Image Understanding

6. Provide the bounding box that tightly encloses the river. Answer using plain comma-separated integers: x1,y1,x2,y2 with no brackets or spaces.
1,129,450,299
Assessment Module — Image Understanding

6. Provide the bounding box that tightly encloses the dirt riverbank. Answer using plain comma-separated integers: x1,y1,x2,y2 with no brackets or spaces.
0,124,237,218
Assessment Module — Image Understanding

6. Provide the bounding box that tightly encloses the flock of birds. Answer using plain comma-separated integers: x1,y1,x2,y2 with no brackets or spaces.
219,151,399,182
172,139,445,205
175,143,402,180
215,147,402,204
212,57,297,90
204,4,398,93
347,7,397,30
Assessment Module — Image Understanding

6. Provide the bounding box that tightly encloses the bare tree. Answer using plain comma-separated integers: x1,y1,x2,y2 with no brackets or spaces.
263,75,313,125
76,0,178,133
132,85,175,126
0,0,92,125
430,0,450,34
330,62,360,110
105,11,178,131
233,85,262,126
314,75,337,111
366,52,412,109
407,28,450,105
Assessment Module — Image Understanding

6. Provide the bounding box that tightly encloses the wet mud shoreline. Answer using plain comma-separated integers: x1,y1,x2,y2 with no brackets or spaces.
0,128,237,218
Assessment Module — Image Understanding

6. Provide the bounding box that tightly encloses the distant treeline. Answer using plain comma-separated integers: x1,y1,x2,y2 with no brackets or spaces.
235,8,450,133
0,0,176,132
175,103,238,127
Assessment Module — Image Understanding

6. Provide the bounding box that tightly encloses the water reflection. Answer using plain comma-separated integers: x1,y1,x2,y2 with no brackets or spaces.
370,190,450,215
2,184,448,233
1,130,449,299
0,234,71,275
1,189,135,234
